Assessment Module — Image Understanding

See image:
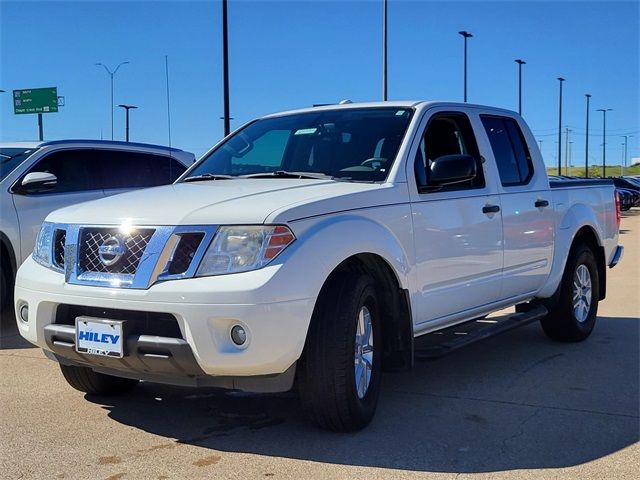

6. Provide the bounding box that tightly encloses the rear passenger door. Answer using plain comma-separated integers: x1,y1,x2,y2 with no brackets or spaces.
98,150,186,196
480,115,554,298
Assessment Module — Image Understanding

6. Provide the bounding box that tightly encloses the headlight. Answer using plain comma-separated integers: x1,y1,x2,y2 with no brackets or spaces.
33,222,54,268
196,225,295,276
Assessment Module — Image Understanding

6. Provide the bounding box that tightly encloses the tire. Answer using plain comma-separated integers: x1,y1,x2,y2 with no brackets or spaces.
59,364,139,395
297,271,382,431
539,243,600,342
0,264,11,314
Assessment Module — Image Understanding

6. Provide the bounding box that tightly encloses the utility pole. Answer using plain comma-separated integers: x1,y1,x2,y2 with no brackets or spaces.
459,31,473,102
585,94,591,177
621,135,632,176
117,104,137,142
597,108,612,177
222,0,231,136
538,139,543,151
96,61,130,140
382,0,388,101
557,77,565,175
564,127,571,174
515,59,525,115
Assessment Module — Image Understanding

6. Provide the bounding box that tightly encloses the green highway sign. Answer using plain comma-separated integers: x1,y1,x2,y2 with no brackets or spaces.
13,87,58,115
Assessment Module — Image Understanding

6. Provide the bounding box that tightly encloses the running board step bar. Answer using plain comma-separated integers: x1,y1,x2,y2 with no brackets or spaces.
414,303,548,360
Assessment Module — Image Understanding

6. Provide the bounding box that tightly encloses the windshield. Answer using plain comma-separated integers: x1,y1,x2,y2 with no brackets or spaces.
0,148,38,182
184,107,413,182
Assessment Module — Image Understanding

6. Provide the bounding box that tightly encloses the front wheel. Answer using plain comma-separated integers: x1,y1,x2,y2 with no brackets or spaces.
59,364,139,395
539,243,600,342
297,271,382,431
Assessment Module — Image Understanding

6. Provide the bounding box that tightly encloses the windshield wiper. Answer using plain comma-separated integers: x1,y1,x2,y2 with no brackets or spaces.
239,170,335,180
183,173,235,182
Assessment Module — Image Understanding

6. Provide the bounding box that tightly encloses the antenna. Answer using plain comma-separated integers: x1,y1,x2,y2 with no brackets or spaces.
165,55,174,180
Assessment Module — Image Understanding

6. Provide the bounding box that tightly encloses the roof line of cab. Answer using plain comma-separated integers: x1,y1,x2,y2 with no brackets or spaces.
38,139,184,152
260,100,520,119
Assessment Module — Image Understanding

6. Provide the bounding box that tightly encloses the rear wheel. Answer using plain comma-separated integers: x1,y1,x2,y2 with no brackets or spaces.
59,364,139,395
297,271,382,431
539,243,599,342
0,264,12,314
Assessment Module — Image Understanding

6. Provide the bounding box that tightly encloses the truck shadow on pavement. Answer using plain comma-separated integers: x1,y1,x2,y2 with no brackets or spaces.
0,309,35,349
89,316,639,473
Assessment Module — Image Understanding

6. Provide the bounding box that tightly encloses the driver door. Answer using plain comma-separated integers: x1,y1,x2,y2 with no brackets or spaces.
409,111,504,327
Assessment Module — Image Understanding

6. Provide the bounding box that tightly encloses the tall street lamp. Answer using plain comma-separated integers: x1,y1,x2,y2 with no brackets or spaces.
117,104,138,142
596,108,612,177
459,31,473,102
221,0,231,136
382,0,388,101
557,77,565,175
96,61,129,140
584,94,591,177
515,59,525,115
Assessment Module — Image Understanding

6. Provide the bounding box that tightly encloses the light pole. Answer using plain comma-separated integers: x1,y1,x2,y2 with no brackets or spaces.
596,108,612,177
459,31,472,102
621,135,632,175
585,94,591,177
515,59,525,115
557,77,565,175
382,0,388,101
221,0,231,136
96,61,129,140
117,104,138,142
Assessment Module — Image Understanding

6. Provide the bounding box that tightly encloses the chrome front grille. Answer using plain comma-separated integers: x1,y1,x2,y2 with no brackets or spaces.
78,228,155,274
168,233,205,275
56,224,218,289
53,229,66,269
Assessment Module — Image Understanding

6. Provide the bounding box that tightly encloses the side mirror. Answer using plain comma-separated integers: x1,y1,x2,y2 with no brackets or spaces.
428,154,476,187
17,172,58,193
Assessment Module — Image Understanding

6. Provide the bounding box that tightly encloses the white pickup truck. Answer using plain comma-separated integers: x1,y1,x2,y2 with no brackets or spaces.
14,101,623,431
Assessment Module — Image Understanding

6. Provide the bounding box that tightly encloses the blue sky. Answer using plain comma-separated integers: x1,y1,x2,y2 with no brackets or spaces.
1,0,638,167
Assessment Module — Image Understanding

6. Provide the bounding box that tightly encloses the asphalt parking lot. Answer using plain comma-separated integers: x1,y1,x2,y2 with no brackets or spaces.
1,213,638,480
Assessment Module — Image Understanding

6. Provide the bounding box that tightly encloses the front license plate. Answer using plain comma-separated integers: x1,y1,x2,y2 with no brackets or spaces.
75,317,124,358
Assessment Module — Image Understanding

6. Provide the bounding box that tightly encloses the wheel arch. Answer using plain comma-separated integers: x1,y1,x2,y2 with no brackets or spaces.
570,225,606,301
323,253,414,372
0,231,17,280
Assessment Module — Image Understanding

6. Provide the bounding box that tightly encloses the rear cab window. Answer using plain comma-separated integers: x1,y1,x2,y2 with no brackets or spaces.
480,115,534,186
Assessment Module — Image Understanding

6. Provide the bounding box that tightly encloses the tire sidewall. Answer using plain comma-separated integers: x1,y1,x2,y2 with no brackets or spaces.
563,247,599,336
345,280,382,425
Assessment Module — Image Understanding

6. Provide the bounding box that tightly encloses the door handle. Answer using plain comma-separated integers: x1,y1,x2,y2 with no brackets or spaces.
482,204,500,214
535,199,550,208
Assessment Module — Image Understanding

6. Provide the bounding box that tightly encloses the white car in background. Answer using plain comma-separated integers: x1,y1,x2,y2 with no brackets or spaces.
1,140,194,311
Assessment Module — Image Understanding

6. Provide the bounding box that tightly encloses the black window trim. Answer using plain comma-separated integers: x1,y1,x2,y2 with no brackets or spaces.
10,147,104,195
414,111,486,194
480,114,535,187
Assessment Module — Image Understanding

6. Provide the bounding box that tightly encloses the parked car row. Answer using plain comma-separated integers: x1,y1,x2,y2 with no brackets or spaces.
0,140,195,312
548,175,640,212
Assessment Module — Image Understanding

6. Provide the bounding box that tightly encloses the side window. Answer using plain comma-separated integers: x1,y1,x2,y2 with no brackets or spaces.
415,113,485,191
28,150,100,193
99,151,177,189
169,159,187,182
481,116,533,186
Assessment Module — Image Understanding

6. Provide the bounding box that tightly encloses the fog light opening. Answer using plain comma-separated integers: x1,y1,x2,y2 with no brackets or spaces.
230,325,247,346
19,304,29,323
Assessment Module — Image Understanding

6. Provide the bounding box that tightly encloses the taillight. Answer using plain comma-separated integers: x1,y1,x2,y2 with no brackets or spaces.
614,190,621,229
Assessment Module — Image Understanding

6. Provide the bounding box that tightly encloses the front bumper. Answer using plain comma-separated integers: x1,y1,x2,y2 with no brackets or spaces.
15,257,314,388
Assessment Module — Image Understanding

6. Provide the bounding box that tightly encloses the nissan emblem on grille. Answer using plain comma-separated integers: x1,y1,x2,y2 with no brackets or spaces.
98,236,127,266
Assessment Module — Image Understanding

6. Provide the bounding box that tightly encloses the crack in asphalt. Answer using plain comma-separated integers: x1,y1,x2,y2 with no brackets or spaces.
391,390,639,419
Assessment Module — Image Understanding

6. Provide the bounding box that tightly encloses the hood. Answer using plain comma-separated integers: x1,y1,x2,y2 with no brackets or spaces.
46,179,398,226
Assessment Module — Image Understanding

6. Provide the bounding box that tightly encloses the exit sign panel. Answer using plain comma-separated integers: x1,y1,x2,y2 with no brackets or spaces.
13,87,58,115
